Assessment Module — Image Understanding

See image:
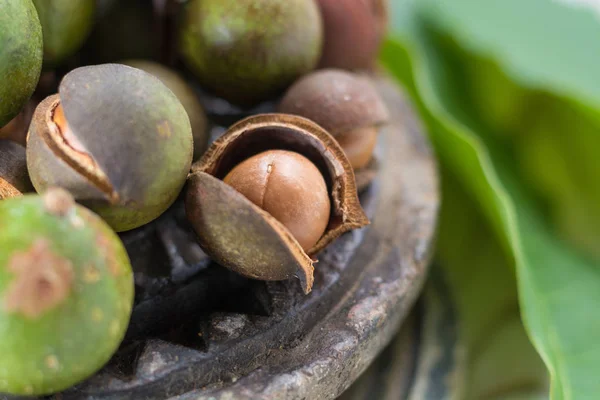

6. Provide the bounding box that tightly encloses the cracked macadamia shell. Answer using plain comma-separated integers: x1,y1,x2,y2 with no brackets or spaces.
0,190,134,396
185,114,369,293
26,64,193,232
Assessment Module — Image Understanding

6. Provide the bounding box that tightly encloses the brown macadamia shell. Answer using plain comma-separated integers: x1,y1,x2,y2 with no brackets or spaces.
26,64,193,232
185,113,369,293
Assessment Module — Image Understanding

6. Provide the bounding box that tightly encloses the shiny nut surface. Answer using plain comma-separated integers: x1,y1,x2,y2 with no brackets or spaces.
123,60,209,161
224,149,331,251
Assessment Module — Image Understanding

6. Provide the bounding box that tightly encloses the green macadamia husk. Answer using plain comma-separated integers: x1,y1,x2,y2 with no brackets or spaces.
0,0,43,127
0,190,134,395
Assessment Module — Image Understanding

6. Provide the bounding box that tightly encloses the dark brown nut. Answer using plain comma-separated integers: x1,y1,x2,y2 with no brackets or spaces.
26,64,193,232
0,140,33,199
316,0,388,70
279,69,389,170
123,60,209,161
185,114,369,293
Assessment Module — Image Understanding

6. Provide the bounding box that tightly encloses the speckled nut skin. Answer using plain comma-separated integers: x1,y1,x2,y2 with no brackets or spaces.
32,0,96,66
0,140,33,199
185,114,369,293
0,0,43,127
0,189,134,396
123,60,209,161
179,0,323,106
27,64,193,232
279,69,389,170
317,0,388,70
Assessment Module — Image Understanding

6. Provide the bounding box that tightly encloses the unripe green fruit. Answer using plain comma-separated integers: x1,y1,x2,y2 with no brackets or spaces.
0,189,134,395
179,0,323,105
32,0,96,66
0,0,43,127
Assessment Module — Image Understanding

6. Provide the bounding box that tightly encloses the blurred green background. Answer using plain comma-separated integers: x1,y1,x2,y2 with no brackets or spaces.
376,0,600,399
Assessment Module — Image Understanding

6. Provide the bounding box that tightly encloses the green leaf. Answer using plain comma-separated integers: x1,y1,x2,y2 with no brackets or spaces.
418,0,600,260
517,100,600,260
437,171,547,399
382,1,600,398
418,0,600,110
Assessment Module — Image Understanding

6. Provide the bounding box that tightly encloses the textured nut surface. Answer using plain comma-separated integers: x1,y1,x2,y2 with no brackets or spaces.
26,64,193,231
4,239,74,319
123,60,209,161
224,150,330,251
0,192,134,395
179,0,323,105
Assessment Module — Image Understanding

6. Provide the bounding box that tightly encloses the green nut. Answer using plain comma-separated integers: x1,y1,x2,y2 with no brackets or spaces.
0,188,134,395
32,0,96,66
124,60,209,161
27,64,194,232
179,0,323,105
0,0,43,127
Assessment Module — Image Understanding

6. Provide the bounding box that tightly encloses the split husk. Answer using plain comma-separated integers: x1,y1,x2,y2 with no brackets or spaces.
185,114,369,293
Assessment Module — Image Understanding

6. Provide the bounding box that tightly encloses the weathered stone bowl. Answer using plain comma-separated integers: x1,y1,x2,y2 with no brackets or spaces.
10,74,438,400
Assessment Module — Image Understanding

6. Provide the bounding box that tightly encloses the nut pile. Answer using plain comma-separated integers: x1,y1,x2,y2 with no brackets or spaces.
0,0,390,395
